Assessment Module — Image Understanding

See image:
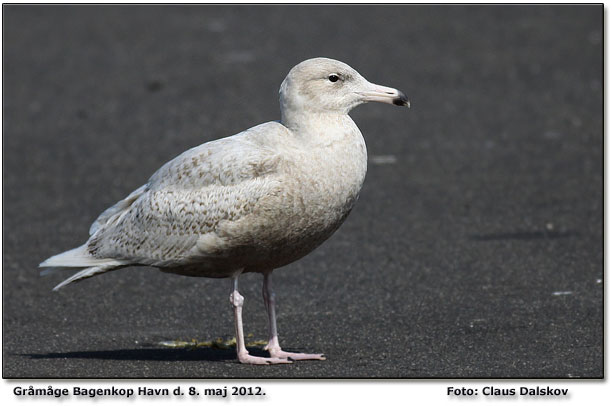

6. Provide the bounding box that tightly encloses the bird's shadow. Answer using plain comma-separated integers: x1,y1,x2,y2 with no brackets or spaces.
22,345,270,363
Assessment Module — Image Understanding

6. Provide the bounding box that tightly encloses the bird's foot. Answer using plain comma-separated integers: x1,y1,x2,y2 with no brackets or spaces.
267,347,326,361
237,351,293,365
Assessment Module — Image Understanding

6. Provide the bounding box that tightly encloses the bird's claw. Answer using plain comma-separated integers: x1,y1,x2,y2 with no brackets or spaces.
237,352,293,365
268,348,326,361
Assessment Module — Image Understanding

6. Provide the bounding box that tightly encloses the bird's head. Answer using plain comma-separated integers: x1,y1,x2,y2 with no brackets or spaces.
279,57,409,125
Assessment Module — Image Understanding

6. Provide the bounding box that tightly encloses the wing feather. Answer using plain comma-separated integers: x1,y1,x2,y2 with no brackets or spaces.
86,122,288,266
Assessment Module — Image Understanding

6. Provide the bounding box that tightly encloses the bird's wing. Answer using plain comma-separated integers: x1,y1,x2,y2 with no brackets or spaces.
89,184,148,236
86,122,289,266
147,122,284,191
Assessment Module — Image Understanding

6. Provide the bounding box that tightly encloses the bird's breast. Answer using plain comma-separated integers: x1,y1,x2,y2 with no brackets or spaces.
208,117,369,272
268,123,368,244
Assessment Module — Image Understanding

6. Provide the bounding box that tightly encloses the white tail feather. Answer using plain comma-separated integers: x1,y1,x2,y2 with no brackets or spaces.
52,266,116,291
39,244,124,268
40,244,127,290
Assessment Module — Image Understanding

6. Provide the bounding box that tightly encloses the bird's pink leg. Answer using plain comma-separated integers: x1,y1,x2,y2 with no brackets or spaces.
230,276,292,365
262,272,326,361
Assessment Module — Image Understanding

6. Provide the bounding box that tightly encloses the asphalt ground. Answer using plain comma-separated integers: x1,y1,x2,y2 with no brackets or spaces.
2,5,603,378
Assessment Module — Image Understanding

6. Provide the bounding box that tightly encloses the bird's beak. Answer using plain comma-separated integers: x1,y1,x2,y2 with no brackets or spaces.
359,83,410,108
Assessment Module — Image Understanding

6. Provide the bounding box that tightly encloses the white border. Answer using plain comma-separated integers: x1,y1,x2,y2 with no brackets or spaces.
1,1,607,405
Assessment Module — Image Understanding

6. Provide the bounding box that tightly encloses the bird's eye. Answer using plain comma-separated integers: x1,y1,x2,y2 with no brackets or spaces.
328,74,339,83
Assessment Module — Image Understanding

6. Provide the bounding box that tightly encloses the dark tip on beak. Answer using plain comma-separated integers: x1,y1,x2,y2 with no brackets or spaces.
393,90,410,107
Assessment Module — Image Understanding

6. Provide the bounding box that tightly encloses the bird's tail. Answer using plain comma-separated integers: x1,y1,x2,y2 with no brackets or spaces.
39,244,126,291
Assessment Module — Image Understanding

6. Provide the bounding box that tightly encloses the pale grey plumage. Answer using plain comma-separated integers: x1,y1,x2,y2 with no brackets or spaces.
42,118,366,282
40,57,409,364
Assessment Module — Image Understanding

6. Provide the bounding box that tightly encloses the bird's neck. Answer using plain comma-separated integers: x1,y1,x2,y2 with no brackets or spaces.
280,110,353,137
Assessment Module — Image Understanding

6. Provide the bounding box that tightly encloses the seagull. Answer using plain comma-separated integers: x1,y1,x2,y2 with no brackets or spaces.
40,57,409,365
